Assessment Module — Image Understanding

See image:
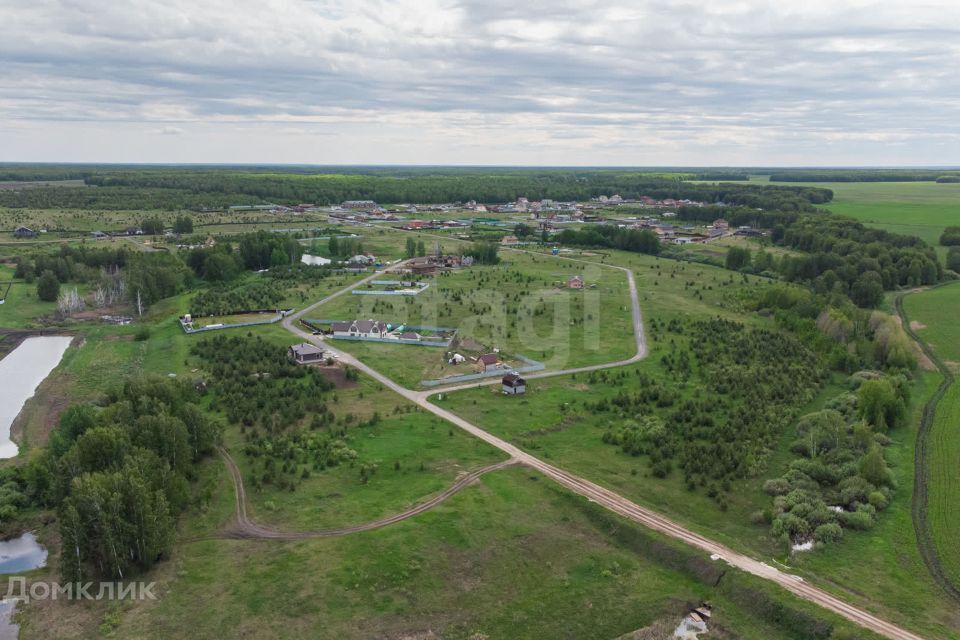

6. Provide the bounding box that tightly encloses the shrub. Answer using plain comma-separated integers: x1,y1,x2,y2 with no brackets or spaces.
763,478,791,496
814,522,844,543
36,269,60,302
868,490,890,511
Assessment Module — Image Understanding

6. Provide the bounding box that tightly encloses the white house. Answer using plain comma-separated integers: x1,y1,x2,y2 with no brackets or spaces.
331,319,389,338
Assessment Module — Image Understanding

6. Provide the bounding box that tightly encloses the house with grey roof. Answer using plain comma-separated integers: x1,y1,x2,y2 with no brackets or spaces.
288,343,325,364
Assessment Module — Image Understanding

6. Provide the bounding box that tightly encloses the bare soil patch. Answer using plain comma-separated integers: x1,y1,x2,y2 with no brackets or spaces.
316,365,358,389
910,320,927,331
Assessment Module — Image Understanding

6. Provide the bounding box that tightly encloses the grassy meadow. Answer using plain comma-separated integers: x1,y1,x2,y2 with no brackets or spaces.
21,466,888,640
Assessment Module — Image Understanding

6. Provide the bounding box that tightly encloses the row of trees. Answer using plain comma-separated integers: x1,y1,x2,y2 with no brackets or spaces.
555,226,661,256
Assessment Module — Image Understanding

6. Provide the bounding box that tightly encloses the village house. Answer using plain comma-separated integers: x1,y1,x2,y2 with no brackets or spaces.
341,200,377,210
347,254,377,266
712,218,729,231
567,275,584,289
331,319,390,339
408,256,438,275
477,353,500,372
502,373,526,395
90,230,110,239
13,226,36,238
654,224,675,239
288,343,325,364
500,235,520,246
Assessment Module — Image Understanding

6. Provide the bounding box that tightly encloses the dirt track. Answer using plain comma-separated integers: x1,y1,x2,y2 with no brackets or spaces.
216,447,516,541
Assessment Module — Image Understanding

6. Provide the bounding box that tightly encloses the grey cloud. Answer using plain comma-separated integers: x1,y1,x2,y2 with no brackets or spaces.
1,0,958,163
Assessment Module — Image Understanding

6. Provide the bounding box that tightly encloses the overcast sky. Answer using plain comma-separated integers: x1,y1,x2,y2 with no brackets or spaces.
2,0,959,165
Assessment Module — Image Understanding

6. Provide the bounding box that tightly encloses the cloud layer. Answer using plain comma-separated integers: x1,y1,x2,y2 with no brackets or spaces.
2,0,959,164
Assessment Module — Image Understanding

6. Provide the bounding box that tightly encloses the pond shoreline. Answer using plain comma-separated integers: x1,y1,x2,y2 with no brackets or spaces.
0,334,76,458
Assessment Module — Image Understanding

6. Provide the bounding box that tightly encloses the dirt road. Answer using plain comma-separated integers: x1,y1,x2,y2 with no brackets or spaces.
215,447,516,540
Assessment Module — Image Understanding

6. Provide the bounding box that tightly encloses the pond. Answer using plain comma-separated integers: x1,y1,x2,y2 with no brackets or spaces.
0,336,72,459
0,533,47,574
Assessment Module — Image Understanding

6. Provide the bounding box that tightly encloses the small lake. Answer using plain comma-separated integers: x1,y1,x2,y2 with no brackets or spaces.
0,533,46,574
0,336,72,459
301,254,332,266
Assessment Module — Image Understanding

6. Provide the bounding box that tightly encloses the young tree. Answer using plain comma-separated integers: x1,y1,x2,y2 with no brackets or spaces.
36,269,60,302
141,216,165,235
173,215,194,234
947,247,960,273
329,235,340,256
416,240,426,257
725,246,752,271
405,237,416,258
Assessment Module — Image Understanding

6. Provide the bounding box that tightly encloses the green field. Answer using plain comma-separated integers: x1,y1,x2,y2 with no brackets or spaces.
21,465,887,640
763,180,960,254
903,283,960,589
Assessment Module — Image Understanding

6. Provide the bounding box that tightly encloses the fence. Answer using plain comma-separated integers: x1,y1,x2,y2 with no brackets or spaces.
352,281,430,296
421,353,545,387
304,319,456,347
179,309,293,334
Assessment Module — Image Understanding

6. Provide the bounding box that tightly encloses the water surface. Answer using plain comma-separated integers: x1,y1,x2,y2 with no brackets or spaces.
0,336,72,459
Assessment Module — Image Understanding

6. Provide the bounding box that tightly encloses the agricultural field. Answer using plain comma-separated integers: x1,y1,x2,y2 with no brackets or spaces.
762,179,960,255
902,283,960,590
313,248,636,387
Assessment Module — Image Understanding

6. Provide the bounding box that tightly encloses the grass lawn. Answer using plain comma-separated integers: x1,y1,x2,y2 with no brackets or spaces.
904,283,960,590
22,466,887,640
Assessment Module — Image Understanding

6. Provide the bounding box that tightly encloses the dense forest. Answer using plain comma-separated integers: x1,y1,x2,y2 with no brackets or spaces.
0,167,831,210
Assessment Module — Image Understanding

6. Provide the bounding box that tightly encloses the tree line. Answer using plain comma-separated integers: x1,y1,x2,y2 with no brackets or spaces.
0,168,832,210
